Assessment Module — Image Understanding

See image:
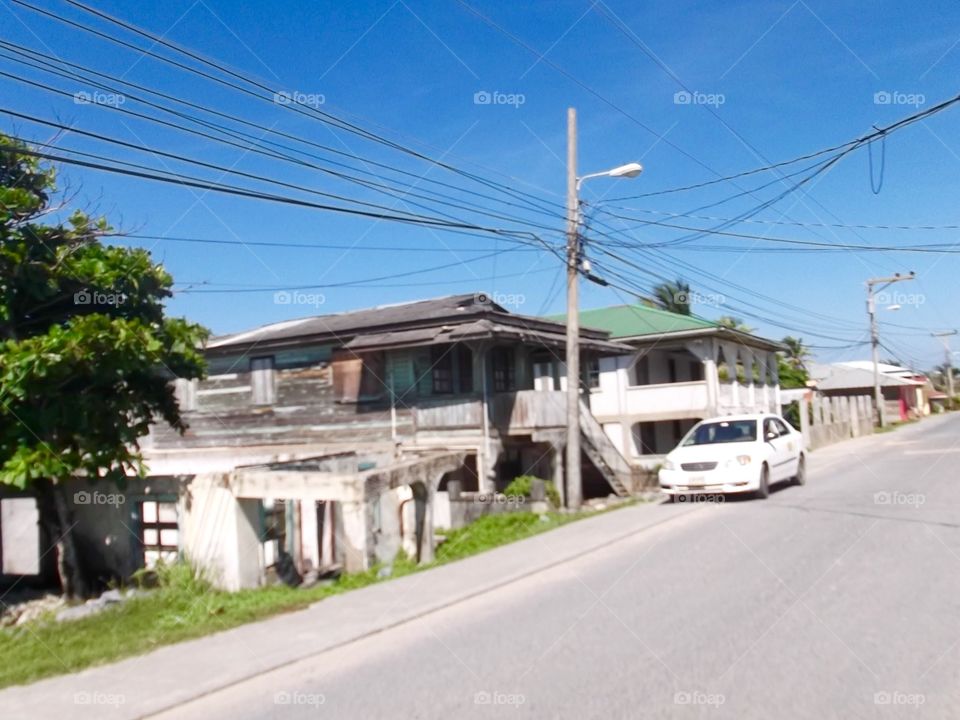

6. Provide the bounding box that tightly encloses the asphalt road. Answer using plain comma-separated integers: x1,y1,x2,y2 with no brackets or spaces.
155,414,960,720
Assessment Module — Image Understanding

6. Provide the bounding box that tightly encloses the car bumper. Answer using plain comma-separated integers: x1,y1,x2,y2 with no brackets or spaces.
659,466,759,495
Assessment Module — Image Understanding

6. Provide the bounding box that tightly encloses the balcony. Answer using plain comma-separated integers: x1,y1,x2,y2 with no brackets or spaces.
619,381,710,420
413,390,566,434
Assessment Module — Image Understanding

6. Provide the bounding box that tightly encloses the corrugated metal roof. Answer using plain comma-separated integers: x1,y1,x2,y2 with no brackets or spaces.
818,367,923,391
548,303,783,351
343,318,631,353
207,293,622,354
548,303,716,338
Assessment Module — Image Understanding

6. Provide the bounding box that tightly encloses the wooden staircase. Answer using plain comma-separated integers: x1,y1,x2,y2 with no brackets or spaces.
579,400,633,497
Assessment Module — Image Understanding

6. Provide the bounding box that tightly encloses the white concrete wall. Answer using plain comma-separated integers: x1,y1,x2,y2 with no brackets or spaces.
180,475,262,591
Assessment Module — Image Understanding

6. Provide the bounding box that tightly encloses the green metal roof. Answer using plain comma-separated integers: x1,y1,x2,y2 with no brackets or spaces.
548,304,719,339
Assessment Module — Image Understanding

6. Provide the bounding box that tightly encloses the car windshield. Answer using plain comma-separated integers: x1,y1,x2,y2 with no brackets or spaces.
682,419,757,446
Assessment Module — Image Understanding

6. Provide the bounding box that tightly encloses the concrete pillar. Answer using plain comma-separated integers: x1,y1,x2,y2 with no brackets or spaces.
180,475,262,591
799,395,811,450
850,395,860,437
551,443,565,508
418,483,436,564
340,499,373,572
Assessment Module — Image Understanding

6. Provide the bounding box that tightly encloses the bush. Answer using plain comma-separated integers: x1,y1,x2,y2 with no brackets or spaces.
504,475,561,507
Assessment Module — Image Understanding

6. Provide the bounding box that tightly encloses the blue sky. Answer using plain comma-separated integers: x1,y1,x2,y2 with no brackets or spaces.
3,0,960,368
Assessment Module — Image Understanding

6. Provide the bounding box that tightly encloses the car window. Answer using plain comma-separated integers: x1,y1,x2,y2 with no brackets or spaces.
773,418,791,436
683,419,757,445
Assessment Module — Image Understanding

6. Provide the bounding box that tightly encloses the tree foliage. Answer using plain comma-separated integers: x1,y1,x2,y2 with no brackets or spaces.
652,278,691,315
717,315,754,333
0,136,207,490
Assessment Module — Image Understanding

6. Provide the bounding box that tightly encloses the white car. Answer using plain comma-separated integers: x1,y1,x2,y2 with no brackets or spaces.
659,414,805,500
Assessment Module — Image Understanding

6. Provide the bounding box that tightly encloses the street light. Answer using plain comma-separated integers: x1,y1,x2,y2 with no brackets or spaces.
576,162,645,191
565,107,643,511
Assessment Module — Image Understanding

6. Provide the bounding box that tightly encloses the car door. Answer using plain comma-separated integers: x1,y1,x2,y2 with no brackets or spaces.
773,417,801,477
762,417,793,481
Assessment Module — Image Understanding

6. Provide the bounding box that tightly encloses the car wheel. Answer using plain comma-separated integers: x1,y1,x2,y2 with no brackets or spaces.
793,454,806,486
755,464,770,500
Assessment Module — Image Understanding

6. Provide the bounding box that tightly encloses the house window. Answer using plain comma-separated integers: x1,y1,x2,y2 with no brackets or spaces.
491,347,516,392
672,420,684,443
457,345,474,393
690,361,704,381
431,345,454,394
668,358,678,383
251,356,276,404
586,356,600,389
140,500,179,568
632,422,658,455
633,355,651,386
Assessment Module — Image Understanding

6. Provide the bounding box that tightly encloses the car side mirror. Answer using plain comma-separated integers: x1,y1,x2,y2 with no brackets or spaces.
765,431,778,441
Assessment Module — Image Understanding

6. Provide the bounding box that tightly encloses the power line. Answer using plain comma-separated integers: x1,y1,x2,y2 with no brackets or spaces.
0,142,552,242
591,211,960,254
115,234,545,253
0,54,565,233
593,206,960,232
13,0,560,217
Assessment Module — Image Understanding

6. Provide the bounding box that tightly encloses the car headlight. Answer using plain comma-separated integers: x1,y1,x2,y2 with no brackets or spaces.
725,455,752,468
662,459,676,471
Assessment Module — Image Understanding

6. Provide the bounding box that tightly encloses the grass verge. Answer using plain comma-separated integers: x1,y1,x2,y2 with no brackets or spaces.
0,503,633,688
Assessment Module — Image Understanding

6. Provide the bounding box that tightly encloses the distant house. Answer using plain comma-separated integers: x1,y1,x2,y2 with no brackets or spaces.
2,294,636,593
549,304,785,468
810,361,931,422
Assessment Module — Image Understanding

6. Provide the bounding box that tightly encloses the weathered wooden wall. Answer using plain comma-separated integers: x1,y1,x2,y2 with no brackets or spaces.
151,364,414,450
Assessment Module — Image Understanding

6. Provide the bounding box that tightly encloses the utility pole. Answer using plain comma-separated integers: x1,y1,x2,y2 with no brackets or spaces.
932,330,957,408
563,109,643,510
565,107,582,511
866,272,915,427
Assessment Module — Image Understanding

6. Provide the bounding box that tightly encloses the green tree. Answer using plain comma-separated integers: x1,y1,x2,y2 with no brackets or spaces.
652,279,691,315
717,315,754,333
0,135,207,597
780,335,810,387
777,356,809,389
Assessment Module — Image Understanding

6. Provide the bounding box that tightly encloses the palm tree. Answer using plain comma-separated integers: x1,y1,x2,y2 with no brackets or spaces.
652,279,691,315
781,336,811,371
717,315,754,333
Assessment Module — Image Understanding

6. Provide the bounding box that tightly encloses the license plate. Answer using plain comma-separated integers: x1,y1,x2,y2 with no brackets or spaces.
687,476,705,485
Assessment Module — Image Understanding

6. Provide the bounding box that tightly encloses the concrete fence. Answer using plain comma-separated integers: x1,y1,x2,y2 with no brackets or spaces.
799,394,874,451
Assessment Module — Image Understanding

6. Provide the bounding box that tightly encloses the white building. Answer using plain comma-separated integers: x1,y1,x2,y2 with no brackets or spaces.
550,304,785,469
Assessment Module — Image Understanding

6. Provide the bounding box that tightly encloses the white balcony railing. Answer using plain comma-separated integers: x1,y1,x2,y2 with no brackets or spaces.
622,381,710,419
